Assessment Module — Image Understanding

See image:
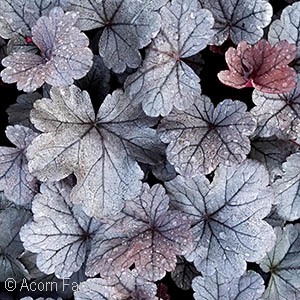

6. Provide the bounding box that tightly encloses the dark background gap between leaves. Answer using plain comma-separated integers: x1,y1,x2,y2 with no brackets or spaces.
0,0,294,299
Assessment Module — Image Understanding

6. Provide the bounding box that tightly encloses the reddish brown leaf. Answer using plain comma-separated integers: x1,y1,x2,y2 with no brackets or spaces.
218,40,297,93
156,283,170,300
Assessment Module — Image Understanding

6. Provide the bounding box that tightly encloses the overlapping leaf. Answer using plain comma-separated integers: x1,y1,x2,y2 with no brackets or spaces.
218,40,297,93
0,125,38,205
0,191,14,209
0,1,299,299
159,96,256,176
165,160,275,279
273,153,300,221
199,0,272,45
86,184,193,281
26,85,162,218
152,160,177,182
192,271,265,300
6,32,38,55
6,93,40,129
1,7,93,92
250,137,297,181
64,0,166,73
0,0,64,39
268,1,300,71
0,200,31,282
264,207,286,228
19,251,86,299
171,257,199,290
76,55,111,103
251,74,300,138
74,270,157,300
260,224,300,300
125,0,214,116
20,180,103,278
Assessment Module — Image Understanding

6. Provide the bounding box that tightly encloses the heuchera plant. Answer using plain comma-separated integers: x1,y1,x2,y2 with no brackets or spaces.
0,0,300,300
217,39,297,93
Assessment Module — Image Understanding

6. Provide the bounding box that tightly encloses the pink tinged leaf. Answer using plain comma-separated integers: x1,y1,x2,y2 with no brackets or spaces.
0,7,93,92
0,125,38,206
74,270,158,300
218,39,297,94
86,184,193,282
1,52,46,92
245,80,253,87
156,283,170,300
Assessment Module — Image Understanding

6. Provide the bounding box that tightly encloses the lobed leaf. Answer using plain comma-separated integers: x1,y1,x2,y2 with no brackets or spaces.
0,125,38,205
251,74,300,138
159,96,256,176
152,160,177,182
1,7,93,92
20,180,103,278
125,0,214,116
192,271,265,300
260,224,300,300
171,256,199,291
199,0,272,45
273,153,300,221
0,202,31,282
6,32,38,54
20,251,87,299
74,270,158,300
86,184,193,281
64,0,166,73
75,55,111,103
0,0,64,39
218,40,297,94
26,85,162,218
165,160,275,279
6,93,41,129
250,137,297,182
264,207,286,228
268,1,300,71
